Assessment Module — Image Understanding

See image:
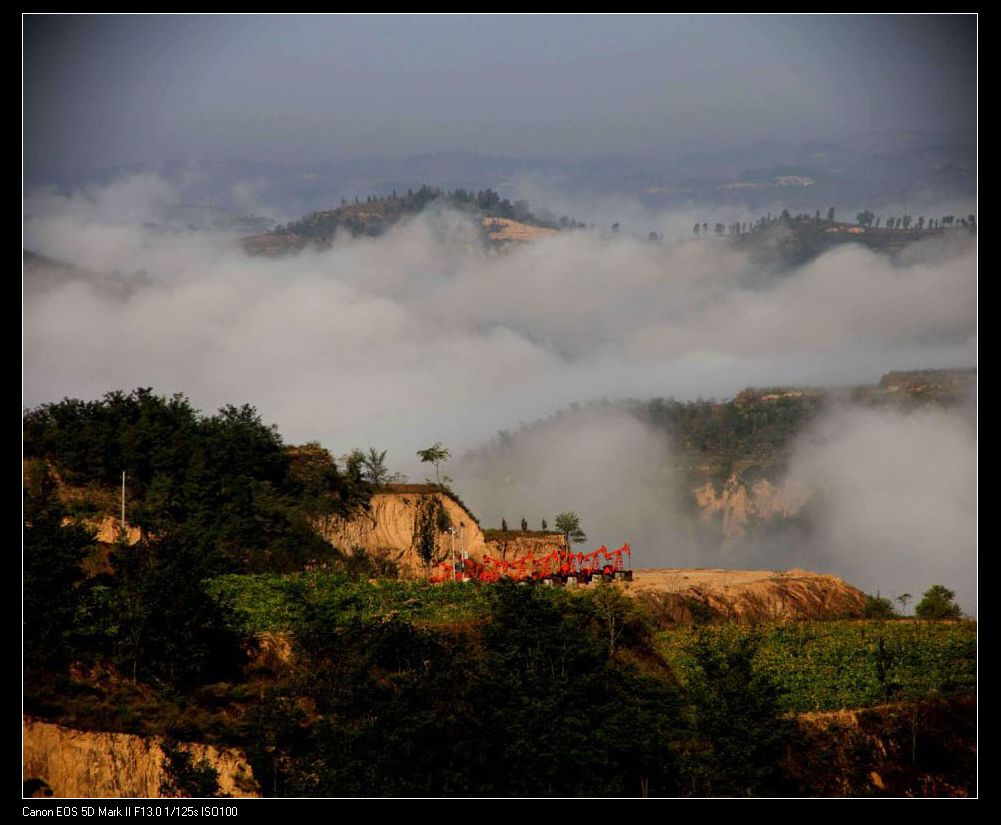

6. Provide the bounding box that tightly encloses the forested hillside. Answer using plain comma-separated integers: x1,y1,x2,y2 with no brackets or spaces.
243,186,580,253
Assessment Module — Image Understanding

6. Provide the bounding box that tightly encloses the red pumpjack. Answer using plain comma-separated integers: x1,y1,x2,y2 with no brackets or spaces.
429,543,632,585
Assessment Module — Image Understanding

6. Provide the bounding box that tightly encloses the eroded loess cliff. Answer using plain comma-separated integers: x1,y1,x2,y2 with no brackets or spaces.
631,567,866,624
23,718,259,798
694,474,810,540
316,487,487,577
483,533,567,560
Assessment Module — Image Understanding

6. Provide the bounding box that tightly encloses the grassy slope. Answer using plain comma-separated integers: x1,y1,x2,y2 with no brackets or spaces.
210,572,975,714
207,572,493,633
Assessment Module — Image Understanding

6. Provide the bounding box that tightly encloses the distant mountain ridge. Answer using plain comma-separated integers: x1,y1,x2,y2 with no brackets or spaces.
33,130,975,218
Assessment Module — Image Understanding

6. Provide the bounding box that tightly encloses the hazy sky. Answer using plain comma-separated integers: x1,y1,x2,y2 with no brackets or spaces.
24,14,976,182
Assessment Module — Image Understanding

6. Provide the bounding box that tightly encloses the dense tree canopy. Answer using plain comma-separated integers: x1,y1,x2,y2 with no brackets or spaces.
23,462,94,670
915,585,963,620
254,582,690,796
23,388,372,573
23,388,373,690
683,631,793,796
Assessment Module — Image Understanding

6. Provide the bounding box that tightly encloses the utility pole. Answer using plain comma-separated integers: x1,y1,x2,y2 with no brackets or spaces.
448,527,456,581
460,522,466,579
121,471,126,528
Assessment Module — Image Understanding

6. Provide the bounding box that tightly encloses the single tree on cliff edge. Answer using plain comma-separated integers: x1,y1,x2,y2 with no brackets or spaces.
555,512,587,549
417,442,452,488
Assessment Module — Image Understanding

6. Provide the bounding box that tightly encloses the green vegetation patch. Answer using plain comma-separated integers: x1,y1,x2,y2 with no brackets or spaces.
207,572,494,634
658,621,976,713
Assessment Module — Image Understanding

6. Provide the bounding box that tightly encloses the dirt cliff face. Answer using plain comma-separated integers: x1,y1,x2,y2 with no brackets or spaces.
317,489,487,577
693,474,810,540
22,718,258,798
484,533,566,560
630,567,866,624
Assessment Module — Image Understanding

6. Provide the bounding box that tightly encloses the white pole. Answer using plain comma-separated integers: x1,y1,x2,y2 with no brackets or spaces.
460,523,466,579
450,527,456,581
121,471,126,529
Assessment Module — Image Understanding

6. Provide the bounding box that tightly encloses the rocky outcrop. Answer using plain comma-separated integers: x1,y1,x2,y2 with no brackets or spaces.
316,487,486,577
694,475,810,540
88,516,142,545
22,718,258,798
630,567,866,625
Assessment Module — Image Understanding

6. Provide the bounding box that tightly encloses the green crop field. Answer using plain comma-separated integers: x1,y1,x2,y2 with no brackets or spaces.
657,621,977,713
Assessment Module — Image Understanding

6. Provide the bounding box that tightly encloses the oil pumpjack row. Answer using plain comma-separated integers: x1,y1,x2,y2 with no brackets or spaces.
430,543,633,585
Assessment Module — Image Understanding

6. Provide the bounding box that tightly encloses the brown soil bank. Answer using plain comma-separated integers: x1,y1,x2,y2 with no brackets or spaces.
22,718,259,798
786,696,976,797
630,568,866,625
316,486,487,578
481,531,566,561
316,486,565,576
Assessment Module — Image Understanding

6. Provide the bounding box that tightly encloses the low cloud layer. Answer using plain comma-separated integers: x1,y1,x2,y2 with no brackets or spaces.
24,176,976,600
454,406,701,564
25,176,975,445
785,404,977,613
456,400,977,613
